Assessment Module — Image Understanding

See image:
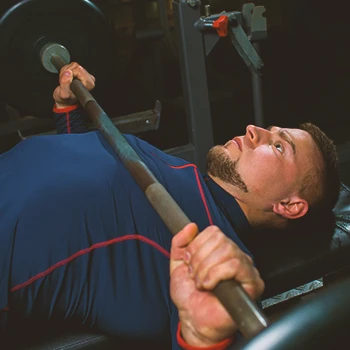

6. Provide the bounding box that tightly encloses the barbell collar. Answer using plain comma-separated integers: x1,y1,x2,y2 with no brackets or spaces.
40,43,70,73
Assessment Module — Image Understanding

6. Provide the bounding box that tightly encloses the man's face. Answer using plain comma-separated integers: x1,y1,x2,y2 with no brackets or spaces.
207,125,322,207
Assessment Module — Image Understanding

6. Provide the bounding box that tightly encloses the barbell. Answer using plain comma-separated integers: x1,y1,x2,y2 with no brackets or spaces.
0,0,269,340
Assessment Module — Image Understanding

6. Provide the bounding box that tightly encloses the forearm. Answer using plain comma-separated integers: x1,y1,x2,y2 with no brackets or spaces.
53,104,89,134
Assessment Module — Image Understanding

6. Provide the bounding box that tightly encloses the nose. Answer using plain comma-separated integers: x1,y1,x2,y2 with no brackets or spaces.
245,125,271,146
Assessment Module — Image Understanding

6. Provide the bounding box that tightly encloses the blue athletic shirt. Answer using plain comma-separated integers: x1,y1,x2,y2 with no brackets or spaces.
0,123,252,348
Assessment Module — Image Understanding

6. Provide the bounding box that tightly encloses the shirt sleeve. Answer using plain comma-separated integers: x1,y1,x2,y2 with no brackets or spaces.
53,104,89,134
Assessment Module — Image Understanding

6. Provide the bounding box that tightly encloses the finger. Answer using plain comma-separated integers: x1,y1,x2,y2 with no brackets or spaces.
59,70,75,99
59,62,79,75
186,225,223,257
170,223,198,261
74,65,95,90
53,71,76,106
187,232,227,278
192,241,240,283
200,257,265,299
58,63,78,81
60,63,95,91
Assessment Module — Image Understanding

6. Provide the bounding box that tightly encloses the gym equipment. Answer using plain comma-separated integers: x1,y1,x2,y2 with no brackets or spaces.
0,0,117,118
0,100,161,140
0,0,268,339
240,276,350,349
170,1,267,171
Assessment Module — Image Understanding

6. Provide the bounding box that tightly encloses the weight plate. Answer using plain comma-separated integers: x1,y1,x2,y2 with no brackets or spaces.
0,0,117,117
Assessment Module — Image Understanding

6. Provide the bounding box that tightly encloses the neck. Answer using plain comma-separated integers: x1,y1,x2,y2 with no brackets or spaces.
208,174,287,229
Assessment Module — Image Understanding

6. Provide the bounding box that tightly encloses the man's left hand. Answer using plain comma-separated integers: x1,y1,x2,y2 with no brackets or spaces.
53,62,95,109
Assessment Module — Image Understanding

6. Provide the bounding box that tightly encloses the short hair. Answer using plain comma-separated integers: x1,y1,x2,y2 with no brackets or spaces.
299,122,340,215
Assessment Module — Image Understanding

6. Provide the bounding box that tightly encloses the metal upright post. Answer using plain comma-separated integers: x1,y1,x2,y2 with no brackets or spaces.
251,42,264,127
170,0,215,172
242,3,267,127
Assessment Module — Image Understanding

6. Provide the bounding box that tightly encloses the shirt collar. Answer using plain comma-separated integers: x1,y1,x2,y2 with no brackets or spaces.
204,175,251,237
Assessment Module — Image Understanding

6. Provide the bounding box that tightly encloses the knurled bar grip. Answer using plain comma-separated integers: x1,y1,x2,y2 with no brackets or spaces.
49,53,269,339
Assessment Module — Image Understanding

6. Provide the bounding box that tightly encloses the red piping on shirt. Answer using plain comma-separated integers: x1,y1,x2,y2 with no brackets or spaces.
150,153,213,226
53,104,80,134
65,112,71,133
10,235,170,293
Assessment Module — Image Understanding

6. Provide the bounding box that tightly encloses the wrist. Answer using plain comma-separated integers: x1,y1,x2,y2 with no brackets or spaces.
180,319,216,347
177,322,234,350
53,103,80,113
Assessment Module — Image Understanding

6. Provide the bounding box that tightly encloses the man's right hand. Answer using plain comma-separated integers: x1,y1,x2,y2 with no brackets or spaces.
170,223,265,348
53,62,95,109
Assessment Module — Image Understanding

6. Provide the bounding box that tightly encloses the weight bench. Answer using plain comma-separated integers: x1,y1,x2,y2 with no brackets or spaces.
2,183,350,349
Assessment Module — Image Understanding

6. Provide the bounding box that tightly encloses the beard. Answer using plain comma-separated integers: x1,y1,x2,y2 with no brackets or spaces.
206,146,248,193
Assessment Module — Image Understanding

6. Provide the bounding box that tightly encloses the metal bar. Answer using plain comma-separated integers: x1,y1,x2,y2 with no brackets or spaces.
251,42,264,126
172,0,215,172
228,15,263,76
49,50,269,339
6,104,160,138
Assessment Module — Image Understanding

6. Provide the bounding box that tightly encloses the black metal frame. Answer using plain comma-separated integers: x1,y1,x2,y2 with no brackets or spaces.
168,1,266,172
168,0,214,172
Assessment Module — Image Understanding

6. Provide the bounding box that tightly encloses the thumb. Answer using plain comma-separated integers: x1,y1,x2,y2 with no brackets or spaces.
58,70,75,99
174,223,199,249
170,223,198,260
170,223,198,275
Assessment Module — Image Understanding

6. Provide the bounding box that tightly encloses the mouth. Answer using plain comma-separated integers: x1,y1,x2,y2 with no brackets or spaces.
232,137,242,152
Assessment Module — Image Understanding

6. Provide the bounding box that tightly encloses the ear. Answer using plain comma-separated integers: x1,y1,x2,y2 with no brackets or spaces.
273,196,309,220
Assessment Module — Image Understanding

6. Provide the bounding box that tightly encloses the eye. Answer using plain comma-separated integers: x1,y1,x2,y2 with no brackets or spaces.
274,142,283,153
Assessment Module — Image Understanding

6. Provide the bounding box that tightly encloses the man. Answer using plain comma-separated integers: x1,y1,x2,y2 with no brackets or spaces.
0,63,339,349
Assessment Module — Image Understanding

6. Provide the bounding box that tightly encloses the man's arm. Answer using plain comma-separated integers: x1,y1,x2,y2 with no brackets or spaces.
53,62,95,134
170,223,264,349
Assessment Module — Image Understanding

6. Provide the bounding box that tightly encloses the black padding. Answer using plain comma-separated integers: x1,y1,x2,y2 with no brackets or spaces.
1,317,168,349
251,183,350,299
0,318,115,349
239,277,350,350
16,332,114,350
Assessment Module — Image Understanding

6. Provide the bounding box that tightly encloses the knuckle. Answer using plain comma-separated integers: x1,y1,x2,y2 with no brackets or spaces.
211,225,222,235
206,267,215,282
189,251,199,267
222,243,235,258
187,245,195,257
228,257,241,271
204,225,219,235
245,254,253,264
196,264,206,280
186,238,197,256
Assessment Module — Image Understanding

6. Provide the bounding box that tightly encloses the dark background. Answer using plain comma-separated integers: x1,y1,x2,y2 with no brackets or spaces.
1,0,350,181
